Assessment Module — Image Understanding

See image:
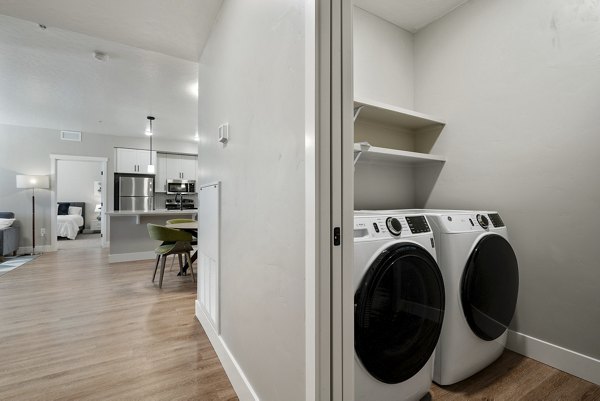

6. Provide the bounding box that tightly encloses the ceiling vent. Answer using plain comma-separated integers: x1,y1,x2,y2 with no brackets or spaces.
60,130,82,142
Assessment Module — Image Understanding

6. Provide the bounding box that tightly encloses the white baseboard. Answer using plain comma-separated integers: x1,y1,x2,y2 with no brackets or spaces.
17,245,54,255
195,300,259,401
108,251,156,264
507,330,600,385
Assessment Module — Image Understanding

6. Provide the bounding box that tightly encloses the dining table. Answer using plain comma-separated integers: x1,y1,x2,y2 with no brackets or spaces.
165,221,198,275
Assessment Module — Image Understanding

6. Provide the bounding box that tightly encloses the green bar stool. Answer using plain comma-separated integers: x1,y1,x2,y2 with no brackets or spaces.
147,224,195,288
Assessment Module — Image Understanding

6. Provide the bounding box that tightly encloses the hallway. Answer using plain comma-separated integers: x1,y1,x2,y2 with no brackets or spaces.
0,248,237,401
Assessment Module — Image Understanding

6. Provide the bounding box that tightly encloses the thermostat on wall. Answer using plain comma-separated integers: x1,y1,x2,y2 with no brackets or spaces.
218,123,229,143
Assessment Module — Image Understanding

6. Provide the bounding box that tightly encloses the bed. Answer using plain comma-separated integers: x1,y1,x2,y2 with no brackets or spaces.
57,202,85,240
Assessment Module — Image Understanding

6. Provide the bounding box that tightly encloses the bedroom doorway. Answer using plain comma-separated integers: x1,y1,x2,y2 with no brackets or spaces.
49,155,108,251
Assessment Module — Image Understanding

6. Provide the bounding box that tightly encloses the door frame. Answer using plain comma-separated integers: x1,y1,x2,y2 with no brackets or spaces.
305,0,354,399
49,154,109,250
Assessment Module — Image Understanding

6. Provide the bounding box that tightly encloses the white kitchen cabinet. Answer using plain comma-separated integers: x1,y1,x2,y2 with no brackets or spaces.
154,153,198,192
138,150,157,174
115,148,137,173
180,155,197,180
166,154,181,179
165,154,197,180
156,153,168,192
115,148,157,174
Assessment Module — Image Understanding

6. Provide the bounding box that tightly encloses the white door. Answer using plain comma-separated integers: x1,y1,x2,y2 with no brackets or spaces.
306,0,354,400
115,148,138,173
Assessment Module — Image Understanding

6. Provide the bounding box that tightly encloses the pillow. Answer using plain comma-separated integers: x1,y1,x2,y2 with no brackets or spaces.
0,218,15,229
57,203,70,215
68,206,83,216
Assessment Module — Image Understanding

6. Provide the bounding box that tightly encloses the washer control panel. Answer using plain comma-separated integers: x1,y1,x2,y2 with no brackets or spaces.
406,216,431,234
354,214,431,240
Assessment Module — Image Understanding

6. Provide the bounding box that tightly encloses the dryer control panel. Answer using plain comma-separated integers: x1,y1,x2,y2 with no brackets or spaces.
428,211,507,234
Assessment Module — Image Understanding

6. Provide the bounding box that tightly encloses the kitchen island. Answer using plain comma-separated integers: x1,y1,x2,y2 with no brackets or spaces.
106,209,197,263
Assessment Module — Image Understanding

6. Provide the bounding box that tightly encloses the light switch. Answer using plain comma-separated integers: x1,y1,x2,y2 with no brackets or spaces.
218,123,229,143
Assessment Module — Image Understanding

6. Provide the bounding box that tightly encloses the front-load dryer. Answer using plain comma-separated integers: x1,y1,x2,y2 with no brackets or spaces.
425,210,519,385
354,211,445,401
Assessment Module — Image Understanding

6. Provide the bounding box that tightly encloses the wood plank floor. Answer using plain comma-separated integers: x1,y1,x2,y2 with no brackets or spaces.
0,248,238,401
1,248,598,401
429,349,600,401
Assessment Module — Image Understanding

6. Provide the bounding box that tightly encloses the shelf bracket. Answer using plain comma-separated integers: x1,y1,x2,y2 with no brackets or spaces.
353,142,371,166
353,151,362,166
353,105,365,122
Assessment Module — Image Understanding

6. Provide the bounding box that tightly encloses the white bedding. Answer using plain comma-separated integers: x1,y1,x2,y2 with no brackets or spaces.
57,215,84,240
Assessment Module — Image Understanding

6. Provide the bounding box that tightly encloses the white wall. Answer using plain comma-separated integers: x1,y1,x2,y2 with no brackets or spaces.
0,123,196,250
197,0,306,400
353,7,419,210
353,6,414,109
414,0,600,359
57,160,102,229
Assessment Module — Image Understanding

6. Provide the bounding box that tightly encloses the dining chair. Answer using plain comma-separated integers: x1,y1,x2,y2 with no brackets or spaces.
165,219,198,271
147,224,195,288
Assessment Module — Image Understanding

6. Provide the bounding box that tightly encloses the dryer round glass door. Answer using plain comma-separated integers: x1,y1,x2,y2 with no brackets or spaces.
461,234,519,341
354,243,445,384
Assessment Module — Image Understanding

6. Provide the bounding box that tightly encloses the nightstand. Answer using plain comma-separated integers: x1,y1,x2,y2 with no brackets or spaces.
90,219,101,233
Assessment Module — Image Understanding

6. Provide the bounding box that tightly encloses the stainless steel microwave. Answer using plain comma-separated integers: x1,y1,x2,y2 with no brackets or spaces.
166,179,196,194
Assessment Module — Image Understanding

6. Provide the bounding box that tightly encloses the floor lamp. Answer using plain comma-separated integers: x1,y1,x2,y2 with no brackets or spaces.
16,175,49,255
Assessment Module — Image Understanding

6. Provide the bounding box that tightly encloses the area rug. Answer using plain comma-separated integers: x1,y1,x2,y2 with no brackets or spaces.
0,255,38,277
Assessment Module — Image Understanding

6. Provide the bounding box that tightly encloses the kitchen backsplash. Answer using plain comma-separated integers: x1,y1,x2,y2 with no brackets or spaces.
154,193,197,210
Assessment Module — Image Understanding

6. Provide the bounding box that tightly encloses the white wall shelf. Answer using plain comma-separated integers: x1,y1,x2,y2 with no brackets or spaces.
354,97,445,130
354,143,446,165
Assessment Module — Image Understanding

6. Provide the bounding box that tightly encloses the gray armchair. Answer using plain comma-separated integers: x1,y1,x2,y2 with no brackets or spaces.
0,212,19,261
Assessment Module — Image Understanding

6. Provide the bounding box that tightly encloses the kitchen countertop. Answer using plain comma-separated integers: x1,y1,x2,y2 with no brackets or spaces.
106,209,198,216
106,209,198,263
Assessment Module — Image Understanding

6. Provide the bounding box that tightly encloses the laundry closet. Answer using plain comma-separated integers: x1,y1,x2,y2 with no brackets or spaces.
349,0,600,398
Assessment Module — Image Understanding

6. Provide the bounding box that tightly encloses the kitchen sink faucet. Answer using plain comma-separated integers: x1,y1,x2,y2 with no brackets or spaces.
175,193,183,210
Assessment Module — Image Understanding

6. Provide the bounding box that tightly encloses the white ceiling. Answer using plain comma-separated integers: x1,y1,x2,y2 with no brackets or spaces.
354,0,470,32
0,15,199,141
0,0,223,61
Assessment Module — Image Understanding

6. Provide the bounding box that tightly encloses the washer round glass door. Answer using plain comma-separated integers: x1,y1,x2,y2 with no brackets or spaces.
461,234,519,341
354,243,445,384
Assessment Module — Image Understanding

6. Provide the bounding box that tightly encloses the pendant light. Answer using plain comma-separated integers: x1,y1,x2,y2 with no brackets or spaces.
146,116,155,174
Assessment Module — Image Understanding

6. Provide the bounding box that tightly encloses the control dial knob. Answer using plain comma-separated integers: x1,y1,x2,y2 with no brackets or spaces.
476,214,489,229
386,217,402,236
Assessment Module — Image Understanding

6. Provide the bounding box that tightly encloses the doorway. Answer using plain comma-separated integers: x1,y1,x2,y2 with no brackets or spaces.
49,155,108,251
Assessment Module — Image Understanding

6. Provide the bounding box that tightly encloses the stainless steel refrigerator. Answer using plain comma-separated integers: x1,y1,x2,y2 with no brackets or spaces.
117,175,154,211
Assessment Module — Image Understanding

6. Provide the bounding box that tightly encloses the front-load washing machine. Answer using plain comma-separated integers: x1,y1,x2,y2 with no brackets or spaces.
354,211,445,401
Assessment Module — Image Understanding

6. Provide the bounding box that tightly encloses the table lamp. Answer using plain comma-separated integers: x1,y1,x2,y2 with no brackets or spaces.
16,175,50,255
